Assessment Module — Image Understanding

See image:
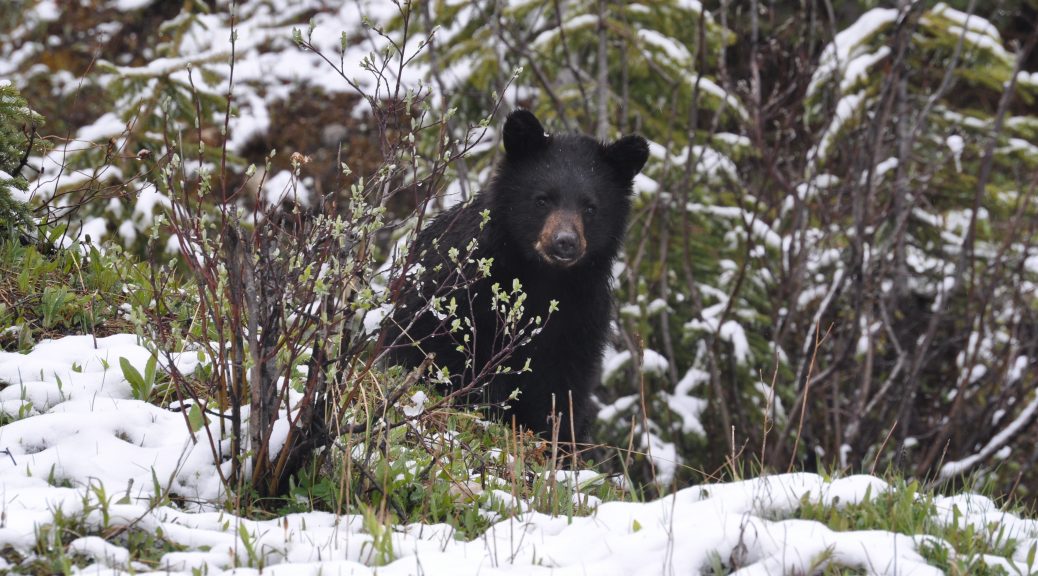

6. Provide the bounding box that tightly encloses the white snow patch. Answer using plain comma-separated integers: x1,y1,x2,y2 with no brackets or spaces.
946,134,964,172
109,0,156,10
262,169,312,207
403,390,428,418
810,90,866,163
601,348,669,382
929,3,1002,42
840,46,890,93
940,392,1038,480
33,0,60,22
808,8,898,97
632,172,659,195
638,29,691,64
532,14,597,48
948,25,1012,63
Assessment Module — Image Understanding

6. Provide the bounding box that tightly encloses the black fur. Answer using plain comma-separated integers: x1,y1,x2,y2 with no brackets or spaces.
385,109,648,443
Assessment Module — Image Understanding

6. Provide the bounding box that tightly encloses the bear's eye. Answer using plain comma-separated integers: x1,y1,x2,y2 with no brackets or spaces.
585,205,596,215
535,197,548,208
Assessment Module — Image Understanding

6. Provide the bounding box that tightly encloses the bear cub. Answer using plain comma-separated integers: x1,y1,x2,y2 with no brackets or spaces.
386,109,649,443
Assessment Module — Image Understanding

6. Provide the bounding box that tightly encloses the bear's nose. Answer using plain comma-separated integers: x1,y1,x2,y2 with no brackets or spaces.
551,231,579,260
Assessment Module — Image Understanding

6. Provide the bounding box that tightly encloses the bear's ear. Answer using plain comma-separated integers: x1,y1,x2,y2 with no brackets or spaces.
604,135,649,183
503,109,549,160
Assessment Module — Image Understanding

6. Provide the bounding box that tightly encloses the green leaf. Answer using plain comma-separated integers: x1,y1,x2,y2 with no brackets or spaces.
39,286,71,328
144,354,157,389
120,357,146,399
187,404,205,432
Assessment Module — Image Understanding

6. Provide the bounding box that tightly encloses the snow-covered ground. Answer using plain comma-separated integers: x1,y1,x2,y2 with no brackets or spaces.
2,335,1037,575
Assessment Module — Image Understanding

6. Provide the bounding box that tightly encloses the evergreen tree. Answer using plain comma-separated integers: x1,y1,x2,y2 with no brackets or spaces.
0,82,46,240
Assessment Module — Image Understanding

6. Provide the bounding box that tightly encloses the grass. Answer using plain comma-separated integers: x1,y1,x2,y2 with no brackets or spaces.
0,483,183,575
794,476,1035,575
0,235,139,352
270,386,630,540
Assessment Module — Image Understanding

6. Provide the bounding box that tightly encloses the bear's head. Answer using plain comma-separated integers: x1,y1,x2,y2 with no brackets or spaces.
491,109,649,270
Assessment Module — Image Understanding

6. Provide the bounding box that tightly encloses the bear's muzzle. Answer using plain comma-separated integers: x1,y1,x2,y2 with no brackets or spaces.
535,210,587,267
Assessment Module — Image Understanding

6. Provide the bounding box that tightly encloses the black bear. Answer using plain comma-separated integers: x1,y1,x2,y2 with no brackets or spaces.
385,109,648,443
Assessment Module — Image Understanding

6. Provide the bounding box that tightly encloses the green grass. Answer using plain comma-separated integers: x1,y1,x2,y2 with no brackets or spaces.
269,385,630,540
0,236,139,352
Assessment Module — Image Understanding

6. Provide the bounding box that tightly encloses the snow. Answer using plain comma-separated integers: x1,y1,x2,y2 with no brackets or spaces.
632,172,659,195
810,90,866,162
1,335,1037,573
69,536,133,569
713,132,751,148
929,3,1002,42
132,180,170,227
641,349,669,373
925,4,1010,62
79,215,109,243
75,111,129,143
638,29,692,64
402,390,428,417
33,0,60,23
719,320,750,363
263,169,312,207
228,91,272,154
109,0,157,10
689,74,749,120
531,14,598,49
647,140,737,181
808,8,898,97
946,134,964,172
840,46,891,93
597,394,638,422
939,392,1038,480
668,367,710,436
684,304,752,364
948,25,1012,63
600,347,669,383
869,156,899,184
1004,137,1038,157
